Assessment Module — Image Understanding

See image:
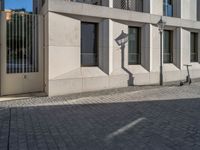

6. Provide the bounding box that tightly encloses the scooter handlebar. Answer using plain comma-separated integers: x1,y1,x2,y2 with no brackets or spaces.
183,64,192,67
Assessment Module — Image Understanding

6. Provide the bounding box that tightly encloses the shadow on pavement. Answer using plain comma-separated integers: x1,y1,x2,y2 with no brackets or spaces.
1,98,200,150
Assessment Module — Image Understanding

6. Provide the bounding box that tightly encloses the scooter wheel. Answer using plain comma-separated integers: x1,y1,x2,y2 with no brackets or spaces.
189,79,192,85
180,81,184,86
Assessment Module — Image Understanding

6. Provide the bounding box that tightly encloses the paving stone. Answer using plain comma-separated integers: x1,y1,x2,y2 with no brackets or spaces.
0,83,200,149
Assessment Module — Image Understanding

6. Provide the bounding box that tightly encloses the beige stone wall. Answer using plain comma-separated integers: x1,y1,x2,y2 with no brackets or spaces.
150,0,163,15
181,0,197,20
43,0,200,96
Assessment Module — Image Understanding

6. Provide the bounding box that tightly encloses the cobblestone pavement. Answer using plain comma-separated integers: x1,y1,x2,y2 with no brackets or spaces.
0,83,200,150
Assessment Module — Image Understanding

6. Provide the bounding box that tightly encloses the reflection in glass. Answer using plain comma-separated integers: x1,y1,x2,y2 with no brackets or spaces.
163,30,173,63
128,27,141,65
191,33,198,62
163,0,173,17
81,22,98,66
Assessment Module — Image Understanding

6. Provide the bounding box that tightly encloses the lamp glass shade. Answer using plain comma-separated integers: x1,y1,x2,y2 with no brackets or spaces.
157,18,166,32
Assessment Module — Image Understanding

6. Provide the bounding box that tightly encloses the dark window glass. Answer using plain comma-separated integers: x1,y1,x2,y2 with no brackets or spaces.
128,27,141,65
42,0,45,6
81,22,98,66
35,8,38,14
163,0,173,17
191,33,198,62
163,30,173,63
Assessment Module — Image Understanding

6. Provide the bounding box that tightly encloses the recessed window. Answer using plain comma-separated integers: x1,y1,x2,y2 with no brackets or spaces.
198,0,200,21
128,27,141,65
81,22,98,66
163,0,173,17
191,32,198,62
42,0,45,6
163,30,173,63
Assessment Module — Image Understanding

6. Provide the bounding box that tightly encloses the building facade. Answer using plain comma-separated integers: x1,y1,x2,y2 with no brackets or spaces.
32,0,200,96
0,0,200,96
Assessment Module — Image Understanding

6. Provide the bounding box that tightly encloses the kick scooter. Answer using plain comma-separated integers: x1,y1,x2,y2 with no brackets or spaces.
180,64,192,86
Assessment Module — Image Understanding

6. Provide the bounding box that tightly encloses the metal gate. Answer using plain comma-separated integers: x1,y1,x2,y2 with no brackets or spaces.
0,11,44,95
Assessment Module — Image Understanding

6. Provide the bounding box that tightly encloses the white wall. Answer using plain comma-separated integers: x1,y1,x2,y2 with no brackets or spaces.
44,1,200,96
112,21,128,71
150,0,198,19
150,0,163,15
48,12,80,80
181,29,191,65
47,12,113,95
151,25,160,72
99,19,113,74
173,28,181,69
181,0,197,20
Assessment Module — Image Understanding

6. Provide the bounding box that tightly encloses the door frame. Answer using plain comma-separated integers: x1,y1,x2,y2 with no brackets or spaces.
0,11,45,96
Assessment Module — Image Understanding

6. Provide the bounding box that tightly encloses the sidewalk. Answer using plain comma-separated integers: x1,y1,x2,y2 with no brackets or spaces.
0,82,200,108
0,82,200,150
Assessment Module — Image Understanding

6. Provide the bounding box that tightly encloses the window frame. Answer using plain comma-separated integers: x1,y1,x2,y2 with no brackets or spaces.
163,0,173,17
128,26,141,65
163,30,173,64
190,32,198,63
42,0,45,6
81,22,99,67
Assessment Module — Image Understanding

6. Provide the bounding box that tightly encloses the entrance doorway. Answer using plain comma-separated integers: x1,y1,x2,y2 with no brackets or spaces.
0,11,44,96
